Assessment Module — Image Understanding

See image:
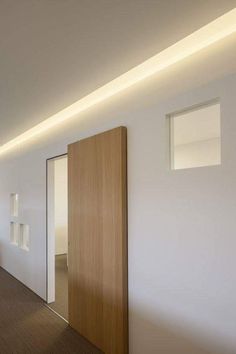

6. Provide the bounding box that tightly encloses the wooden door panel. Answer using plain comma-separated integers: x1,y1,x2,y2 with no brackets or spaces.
68,127,128,354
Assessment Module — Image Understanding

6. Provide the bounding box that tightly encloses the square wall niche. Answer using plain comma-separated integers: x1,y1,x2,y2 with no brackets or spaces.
10,222,19,245
168,101,221,170
19,224,30,251
10,193,19,217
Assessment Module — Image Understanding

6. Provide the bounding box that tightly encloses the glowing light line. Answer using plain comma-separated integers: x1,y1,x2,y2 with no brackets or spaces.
1,8,236,155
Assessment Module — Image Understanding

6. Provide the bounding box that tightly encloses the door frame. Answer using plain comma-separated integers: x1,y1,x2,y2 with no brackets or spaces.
46,153,68,303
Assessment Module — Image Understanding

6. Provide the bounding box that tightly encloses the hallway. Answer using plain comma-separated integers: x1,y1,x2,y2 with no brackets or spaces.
48,255,68,320
0,267,101,354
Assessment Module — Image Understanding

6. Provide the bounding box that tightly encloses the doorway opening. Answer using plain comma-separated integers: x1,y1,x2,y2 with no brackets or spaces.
47,154,68,321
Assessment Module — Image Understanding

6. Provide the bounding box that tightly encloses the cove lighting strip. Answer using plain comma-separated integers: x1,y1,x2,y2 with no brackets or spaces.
1,8,236,156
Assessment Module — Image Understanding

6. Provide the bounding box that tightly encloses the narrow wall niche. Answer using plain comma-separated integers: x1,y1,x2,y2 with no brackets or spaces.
10,193,19,217
19,224,30,251
10,222,19,245
9,193,30,251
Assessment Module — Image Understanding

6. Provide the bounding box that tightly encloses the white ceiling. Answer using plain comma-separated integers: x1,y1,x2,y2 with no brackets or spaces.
1,0,236,144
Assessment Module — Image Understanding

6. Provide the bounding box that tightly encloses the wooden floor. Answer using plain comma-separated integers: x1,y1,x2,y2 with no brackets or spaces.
48,254,68,320
0,267,102,354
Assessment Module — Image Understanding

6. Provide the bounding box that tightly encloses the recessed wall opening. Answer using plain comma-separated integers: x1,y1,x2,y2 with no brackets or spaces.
10,222,19,245
47,154,68,321
19,224,30,251
10,193,19,217
168,100,221,170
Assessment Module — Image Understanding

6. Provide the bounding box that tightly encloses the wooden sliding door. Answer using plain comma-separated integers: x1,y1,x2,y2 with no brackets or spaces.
68,127,128,354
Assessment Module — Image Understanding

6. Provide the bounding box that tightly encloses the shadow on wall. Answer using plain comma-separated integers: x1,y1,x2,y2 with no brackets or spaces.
68,281,236,354
130,307,235,354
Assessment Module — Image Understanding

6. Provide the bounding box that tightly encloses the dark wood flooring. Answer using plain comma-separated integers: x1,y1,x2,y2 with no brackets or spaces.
0,267,102,354
48,254,68,320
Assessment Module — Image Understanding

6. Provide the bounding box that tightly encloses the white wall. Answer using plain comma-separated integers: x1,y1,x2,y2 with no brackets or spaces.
54,157,68,255
0,69,236,354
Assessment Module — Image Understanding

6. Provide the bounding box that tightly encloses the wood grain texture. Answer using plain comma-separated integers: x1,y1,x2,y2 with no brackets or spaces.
68,127,128,354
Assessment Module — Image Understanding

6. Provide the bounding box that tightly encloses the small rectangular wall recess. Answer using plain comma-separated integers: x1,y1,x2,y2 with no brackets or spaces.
168,100,221,170
10,193,19,217
10,222,19,245
19,224,30,251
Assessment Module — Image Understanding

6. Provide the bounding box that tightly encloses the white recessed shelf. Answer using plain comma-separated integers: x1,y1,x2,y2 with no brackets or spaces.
168,101,221,170
19,224,30,251
10,193,19,217
10,222,19,246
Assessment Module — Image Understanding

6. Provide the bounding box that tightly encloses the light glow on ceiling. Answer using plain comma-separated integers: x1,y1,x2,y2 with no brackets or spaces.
1,8,236,156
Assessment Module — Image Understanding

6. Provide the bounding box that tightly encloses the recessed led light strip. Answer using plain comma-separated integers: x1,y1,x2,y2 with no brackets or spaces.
1,8,236,155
